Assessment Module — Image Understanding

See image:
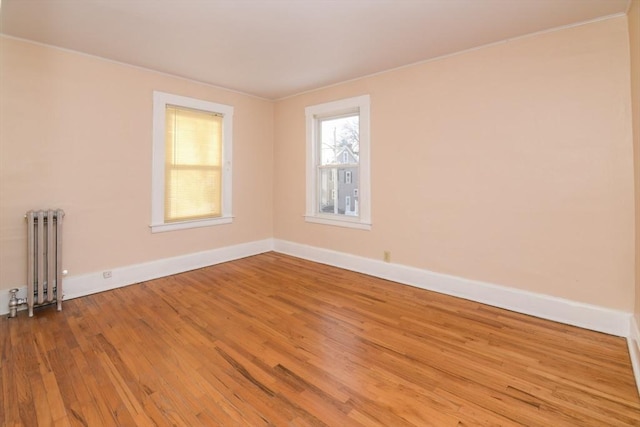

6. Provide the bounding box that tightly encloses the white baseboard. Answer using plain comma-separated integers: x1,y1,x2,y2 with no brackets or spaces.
628,318,640,397
1,238,274,316
273,239,632,338
3,237,633,340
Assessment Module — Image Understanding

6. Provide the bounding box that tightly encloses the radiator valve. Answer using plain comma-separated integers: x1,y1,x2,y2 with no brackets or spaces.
8,288,27,318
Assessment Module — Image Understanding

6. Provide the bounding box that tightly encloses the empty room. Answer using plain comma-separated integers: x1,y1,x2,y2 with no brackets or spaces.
1,0,640,425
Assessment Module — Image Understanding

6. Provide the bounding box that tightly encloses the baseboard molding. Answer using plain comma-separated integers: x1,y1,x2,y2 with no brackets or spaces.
273,239,632,338
628,318,640,397
3,237,633,340
1,238,274,316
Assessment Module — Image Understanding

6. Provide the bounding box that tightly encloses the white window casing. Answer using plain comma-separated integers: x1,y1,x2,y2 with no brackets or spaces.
151,91,234,233
305,94,371,230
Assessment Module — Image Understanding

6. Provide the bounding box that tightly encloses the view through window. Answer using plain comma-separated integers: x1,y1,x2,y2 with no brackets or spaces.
318,114,360,217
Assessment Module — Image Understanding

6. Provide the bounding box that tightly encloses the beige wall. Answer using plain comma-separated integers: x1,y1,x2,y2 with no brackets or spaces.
274,16,635,310
0,37,274,291
630,0,640,329
1,15,635,314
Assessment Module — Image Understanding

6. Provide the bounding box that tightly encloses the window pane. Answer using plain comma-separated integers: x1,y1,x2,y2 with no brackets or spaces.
165,167,221,221
166,106,222,166
319,115,359,166
318,166,359,216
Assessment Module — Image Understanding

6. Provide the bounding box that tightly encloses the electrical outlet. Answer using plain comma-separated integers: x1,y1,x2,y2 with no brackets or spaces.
103,271,112,279
383,251,391,263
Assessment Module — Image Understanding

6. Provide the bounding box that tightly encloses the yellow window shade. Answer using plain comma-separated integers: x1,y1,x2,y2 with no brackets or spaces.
164,105,223,222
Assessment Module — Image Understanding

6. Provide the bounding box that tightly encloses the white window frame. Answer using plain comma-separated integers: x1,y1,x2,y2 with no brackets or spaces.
305,94,371,230
151,91,234,233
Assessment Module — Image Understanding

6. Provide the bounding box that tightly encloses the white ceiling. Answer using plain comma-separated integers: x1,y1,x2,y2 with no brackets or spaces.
0,0,631,100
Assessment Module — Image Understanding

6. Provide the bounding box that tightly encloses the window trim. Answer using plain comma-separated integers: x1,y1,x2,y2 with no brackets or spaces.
151,91,234,233
304,95,371,230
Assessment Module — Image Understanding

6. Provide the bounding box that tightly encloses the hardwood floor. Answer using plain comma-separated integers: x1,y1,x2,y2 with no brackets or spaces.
2,252,639,426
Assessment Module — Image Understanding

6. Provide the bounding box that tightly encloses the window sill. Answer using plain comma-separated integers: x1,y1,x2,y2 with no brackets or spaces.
150,216,233,233
304,215,371,230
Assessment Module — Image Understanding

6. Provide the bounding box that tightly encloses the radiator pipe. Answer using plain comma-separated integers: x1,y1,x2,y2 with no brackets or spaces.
8,288,27,318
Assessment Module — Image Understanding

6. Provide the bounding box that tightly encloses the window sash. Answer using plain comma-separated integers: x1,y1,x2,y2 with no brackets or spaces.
316,166,360,216
164,165,222,222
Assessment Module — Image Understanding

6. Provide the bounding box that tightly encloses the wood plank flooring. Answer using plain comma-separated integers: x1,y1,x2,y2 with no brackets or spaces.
1,252,639,426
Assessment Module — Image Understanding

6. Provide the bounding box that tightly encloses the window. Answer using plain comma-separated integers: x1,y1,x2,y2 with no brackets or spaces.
305,95,371,230
151,91,233,232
